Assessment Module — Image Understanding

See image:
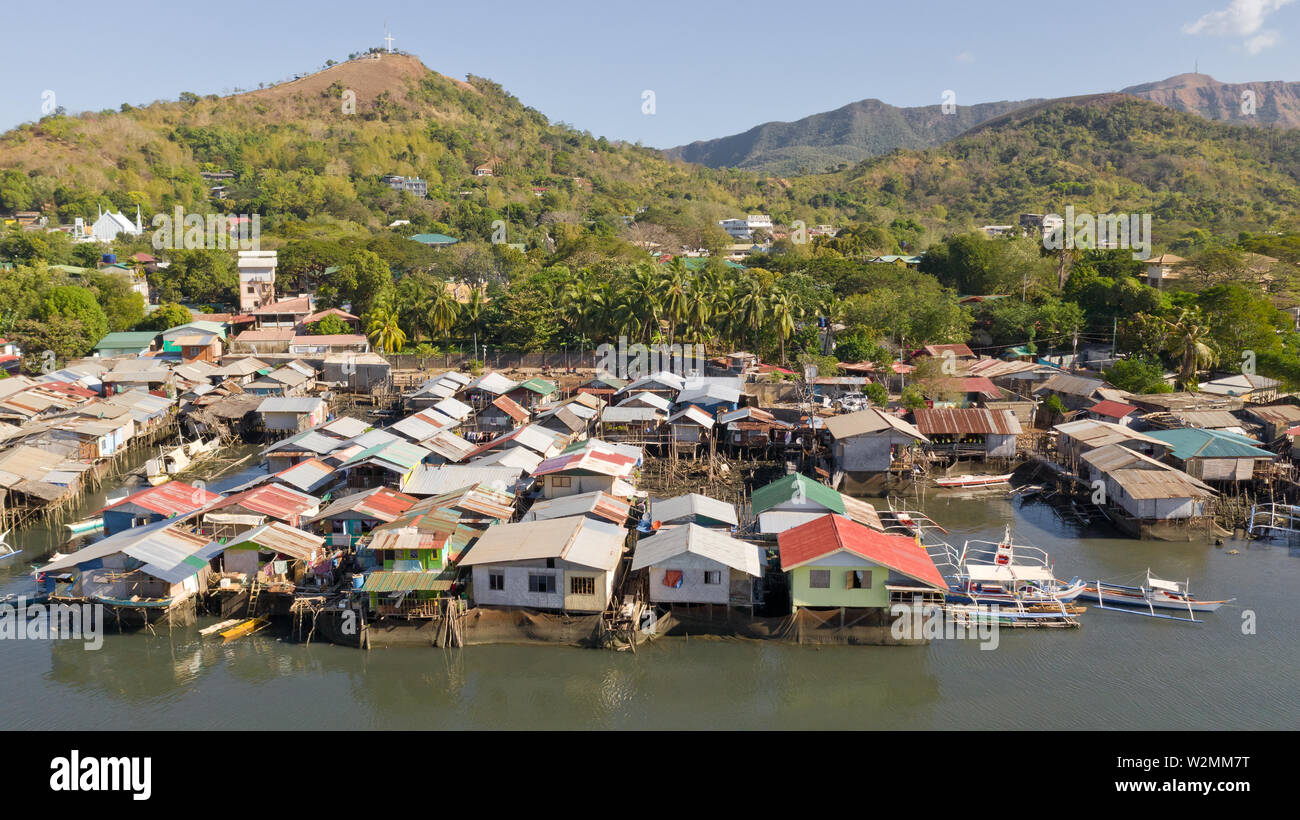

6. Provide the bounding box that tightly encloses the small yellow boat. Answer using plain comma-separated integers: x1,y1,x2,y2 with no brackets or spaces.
219,617,269,642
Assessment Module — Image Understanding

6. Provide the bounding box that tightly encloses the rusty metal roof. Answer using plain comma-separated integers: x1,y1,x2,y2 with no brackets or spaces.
913,407,1022,436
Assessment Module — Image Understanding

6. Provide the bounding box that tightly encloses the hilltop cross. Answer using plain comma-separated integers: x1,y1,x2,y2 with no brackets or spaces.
384,31,395,53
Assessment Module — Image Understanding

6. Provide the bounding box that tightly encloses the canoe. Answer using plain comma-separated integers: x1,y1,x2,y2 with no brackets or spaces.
220,617,269,642
934,473,1013,488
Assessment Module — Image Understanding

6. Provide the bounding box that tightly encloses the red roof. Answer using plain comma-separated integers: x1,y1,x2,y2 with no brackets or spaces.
209,484,319,521
777,514,946,589
101,482,222,517
532,449,636,478
1089,400,1138,419
491,395,530,422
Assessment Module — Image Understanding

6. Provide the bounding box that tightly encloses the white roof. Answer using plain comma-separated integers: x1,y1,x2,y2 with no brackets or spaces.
467,371,518,395
631,523,761,576
461,517,625,571
650,493,738,527
964,564,1057,582
617,391,672,412
433,397,473,420
472,447,543,473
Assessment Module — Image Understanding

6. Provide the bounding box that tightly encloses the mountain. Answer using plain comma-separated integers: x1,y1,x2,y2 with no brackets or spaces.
663,97,1041,175
664,74,1300,175
0,53,766,249
791,93,1300,238
1121,73,1300,128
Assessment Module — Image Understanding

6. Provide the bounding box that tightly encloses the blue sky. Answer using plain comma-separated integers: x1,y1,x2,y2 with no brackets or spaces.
3,0,1298,148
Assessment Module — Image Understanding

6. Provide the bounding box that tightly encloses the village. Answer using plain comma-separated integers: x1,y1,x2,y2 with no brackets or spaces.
0,239,1286,649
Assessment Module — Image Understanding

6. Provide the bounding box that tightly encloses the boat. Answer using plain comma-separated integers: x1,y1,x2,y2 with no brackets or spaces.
884,497,948,536
64,517,104,536
934,473,1013,489
0,530,20,563
220,617,269,642
937,526,1086,608
1247,502,1300,541
1078,571,1232,621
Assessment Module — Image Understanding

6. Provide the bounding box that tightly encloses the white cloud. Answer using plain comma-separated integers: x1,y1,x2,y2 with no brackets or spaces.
1184,0,1293,35
1244,29,1283,52
1182,0,1293,54
954,51,975,64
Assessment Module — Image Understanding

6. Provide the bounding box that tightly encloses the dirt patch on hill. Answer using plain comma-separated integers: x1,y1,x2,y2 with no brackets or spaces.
236,53,475,107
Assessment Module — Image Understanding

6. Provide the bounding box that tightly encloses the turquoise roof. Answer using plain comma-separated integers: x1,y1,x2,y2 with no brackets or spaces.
409,233,459,245
1146,428,1274,461
94,331,158,350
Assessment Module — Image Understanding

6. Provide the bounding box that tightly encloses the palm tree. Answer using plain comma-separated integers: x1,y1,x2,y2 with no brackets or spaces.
682,277,714,347
738,278,768,354
427,286,460,345
1162,309,1217,389
658,260,689,346
366,298,407,354
460,287,485,359
768,288,797,365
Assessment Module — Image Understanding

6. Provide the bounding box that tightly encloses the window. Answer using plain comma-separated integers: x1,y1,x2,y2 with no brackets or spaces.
570,576,595,596
809,569,831,589
552,475,571,488
703,571,722,585
528,574,556,594
846,570,872,589
488,572,504,591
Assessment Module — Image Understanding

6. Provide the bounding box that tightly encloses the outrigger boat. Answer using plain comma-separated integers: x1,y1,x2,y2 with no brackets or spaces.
934,473,1012,489
1247,502,1300,541
64,517,104,537
938,526,1086,608
884,497,948,536
1078,571,1232,623
0,530,20,563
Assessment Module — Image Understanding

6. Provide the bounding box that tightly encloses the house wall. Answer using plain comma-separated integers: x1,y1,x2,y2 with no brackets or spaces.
469,558,611,612
987,433,1017,458
542,474,618,499
646,552,732,605
834,433,894,473
788,552,887,610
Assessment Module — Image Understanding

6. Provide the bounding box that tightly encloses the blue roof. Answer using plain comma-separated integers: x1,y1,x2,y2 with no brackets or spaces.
1146,428,1274,461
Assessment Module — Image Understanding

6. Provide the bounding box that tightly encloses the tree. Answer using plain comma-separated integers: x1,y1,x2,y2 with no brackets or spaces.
366,298,407,354
864,382,889,407
1161,309,1217,389
1103,358,1171,394
142,302,193,331
336,250,394,316
41,285,108,351
308,314,351,336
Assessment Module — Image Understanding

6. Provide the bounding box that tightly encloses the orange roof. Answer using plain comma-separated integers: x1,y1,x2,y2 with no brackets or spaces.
778,514,945,589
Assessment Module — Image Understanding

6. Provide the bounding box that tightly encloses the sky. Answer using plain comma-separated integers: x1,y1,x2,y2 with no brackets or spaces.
2,0,1298,148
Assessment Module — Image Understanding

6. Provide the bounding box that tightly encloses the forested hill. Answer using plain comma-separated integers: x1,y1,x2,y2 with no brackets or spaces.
2,55,1300,248
662,97,1040,175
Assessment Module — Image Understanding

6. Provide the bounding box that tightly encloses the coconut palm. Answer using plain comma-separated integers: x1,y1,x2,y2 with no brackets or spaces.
768,288,797,365
1162,309,1217,389
366,298,407,354
427,286,460,344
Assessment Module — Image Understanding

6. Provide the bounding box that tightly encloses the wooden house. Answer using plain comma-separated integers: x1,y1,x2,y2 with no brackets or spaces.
777,514,946,613
823,409,928,493
631,524,763,610
912,407,1021,459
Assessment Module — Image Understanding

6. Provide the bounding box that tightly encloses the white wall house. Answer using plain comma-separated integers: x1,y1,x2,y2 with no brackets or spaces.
631,524,762,607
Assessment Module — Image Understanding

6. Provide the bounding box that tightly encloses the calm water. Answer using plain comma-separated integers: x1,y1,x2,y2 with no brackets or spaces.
2,466,1297,730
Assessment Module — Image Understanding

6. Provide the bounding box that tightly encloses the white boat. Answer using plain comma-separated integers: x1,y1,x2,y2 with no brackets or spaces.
64,517,104,536
938,526,1085,608
934,473,1013,489
0,530,20,563
1078,571,1232,621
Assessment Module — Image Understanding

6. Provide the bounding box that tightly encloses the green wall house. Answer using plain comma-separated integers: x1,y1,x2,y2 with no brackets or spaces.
777,513,947,612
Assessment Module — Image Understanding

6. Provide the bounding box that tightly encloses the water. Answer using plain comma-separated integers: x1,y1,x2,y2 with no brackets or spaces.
2,476,1297,730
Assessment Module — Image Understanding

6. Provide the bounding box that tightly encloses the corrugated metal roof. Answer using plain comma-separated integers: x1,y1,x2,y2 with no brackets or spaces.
461,517,625,571
777,514,945,589
533,449,637,479
668,405,715,428
433,397,473,420
404,463,522,496
650,493,738,527
491,394,530,422
320,416,371,437
631,523,761,576
360,571,451,592
602,407,664,423
913,407,1022,436
101,481,222,517
257,397,325,414
210,483,320,521
1109,468,1216,500
311,486,418,522
342,439,431,472
1035,373,1104,398
824,408,927,442
220,521,326,561
1146,428,1274,461
521,491,630,525
272,458,337,493
751,473,844,516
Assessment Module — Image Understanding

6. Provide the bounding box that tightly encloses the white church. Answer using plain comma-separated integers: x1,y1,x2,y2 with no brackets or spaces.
88,206,144,243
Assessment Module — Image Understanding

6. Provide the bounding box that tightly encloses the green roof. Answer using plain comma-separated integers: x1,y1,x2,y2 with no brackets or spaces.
409,233,459,245
49,264,92,275
94,331,159,350
518,377,557,395
360,571,451,592
164,320,228,340
750,473,846,515
1146,428,1274,461
342,439,428,471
